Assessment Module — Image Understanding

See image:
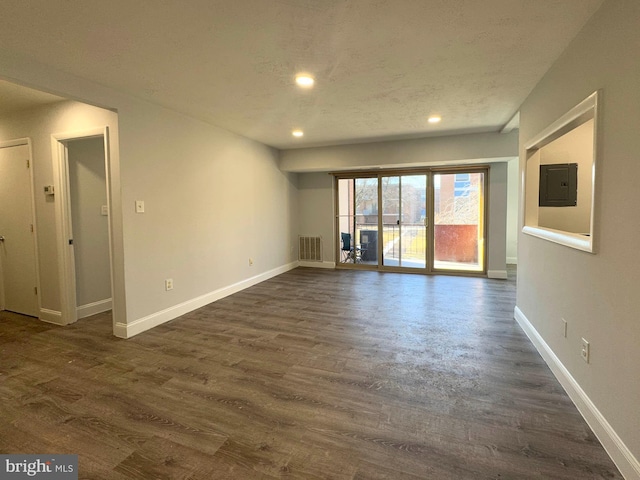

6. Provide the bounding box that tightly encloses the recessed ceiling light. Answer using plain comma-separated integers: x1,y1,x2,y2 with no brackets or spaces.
428,115,442,124
295,74,314,88
292,129,304,137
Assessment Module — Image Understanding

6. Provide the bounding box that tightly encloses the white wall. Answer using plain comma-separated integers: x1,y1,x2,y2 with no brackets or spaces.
117,99,299,326
281,131,517,172
506,157,518,264
0,101,118,323
298,173,335,265
517,1,640,476
67,137,111,312
487,162,507,277
0,55,299,337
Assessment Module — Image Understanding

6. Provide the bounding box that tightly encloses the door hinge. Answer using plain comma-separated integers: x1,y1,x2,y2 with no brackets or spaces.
27,159,30,168
30,224,34,232
34,287,38,295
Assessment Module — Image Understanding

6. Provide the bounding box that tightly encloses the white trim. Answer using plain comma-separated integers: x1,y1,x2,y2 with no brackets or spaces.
115,261,299,339
524,92,598,150
51,135,77,326
522,226,592,253
0,138,29,148
522,91,599,254
51,127,115,329
514,306,640,480
77,298,112,319
39,308,63,325
487,270,508,279
299,261,336,269
506,257,517,265
500,111,519,134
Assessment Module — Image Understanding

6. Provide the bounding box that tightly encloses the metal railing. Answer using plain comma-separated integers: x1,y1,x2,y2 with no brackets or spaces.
352,223,426,261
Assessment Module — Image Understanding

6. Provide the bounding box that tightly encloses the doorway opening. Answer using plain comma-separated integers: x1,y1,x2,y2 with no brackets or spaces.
52,129,114,325
335,167,487,275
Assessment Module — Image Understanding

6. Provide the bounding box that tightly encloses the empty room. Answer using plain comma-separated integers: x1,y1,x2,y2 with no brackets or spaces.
0,1,638,478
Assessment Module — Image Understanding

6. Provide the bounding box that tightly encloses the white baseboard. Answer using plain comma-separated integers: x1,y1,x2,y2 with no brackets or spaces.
506,256,518,265
514,306,640,480
299,260,336,269
487,270,508,279
115,261,299,339
39,308,63,325
77,298,112,319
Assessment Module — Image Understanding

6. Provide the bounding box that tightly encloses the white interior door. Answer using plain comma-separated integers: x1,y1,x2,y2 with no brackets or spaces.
0,143,39,317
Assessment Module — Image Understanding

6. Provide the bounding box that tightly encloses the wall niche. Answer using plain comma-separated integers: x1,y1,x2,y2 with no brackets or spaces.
523,91,599,253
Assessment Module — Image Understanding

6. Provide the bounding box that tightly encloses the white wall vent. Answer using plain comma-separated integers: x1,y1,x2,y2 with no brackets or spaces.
299,236,322,262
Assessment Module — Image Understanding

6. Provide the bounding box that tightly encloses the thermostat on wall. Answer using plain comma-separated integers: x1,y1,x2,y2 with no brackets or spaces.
44,185,55,195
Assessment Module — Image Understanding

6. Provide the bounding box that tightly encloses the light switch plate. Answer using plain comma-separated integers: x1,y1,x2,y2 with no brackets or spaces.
581,338,590,363
135,200,145,213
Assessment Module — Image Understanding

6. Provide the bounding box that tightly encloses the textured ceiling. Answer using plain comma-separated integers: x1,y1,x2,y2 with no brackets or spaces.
0,0,603,149
0,79,65,116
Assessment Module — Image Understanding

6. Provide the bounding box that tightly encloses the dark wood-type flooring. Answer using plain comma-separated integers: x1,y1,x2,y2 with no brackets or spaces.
0,267,623,479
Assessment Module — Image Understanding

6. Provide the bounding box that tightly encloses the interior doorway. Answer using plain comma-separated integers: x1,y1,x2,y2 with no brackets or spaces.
52,129,114,325
67,137,112,318
0,139,39,317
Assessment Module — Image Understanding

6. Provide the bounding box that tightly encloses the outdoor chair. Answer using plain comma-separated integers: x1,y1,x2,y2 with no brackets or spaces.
341,232,352,262
341,232,361,263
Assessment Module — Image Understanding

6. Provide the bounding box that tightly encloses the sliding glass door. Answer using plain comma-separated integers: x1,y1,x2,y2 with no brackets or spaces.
381,175,427,269
336,177,378,265
336,168,486,275
433,171,485,272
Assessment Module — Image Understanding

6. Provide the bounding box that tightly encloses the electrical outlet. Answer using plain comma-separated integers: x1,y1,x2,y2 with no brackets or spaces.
562,318,567,338
581,338,590,363
249,258,254,266
165,278,173,291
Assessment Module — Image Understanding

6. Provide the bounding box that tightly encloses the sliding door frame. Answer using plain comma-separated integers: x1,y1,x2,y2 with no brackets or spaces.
378,173,430,273
429,165,488,276
334,174,380,271
333,165,489,277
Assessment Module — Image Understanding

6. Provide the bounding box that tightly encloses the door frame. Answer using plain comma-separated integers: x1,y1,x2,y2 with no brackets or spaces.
378,173,430,273
430,166,488,275
334,165,489,276
0,138,42,316
51,127,114,326
334,174,379,271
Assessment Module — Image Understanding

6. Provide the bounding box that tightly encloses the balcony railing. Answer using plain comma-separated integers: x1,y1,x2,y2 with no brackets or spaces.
343,222,479,267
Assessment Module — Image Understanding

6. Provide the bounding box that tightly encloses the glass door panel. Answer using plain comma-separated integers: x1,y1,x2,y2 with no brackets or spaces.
381,175,427,269
337,177,378,265
354,178,378,265
400,175,427,269
381,176,399,267
433,172,485,272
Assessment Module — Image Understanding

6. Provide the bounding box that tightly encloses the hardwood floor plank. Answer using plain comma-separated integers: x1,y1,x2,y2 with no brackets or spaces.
0,267,624,479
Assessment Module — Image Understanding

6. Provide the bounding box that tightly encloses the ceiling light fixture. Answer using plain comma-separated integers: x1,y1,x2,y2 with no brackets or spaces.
295,74,315,88
428,115,442,124
292,129,304,137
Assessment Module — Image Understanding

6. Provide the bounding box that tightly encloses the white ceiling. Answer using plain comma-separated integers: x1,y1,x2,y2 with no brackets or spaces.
0,80,65,117
0,0,603,149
